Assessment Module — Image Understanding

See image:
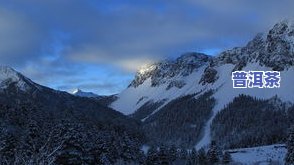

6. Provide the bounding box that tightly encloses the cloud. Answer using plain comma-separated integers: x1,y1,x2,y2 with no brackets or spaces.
68,44,157,72
185,0,294,26
0,8,46,66
0,0,294,94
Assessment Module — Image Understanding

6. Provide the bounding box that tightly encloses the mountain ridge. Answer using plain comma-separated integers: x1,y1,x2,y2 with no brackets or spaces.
111,20,294,149
71,88,100,98
0,65,41,92
128,20,294,90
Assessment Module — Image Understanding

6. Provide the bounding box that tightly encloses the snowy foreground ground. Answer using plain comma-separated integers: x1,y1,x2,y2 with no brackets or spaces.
228,144,286,164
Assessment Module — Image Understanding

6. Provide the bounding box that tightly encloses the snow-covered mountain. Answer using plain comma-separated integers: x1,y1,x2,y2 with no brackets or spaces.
1,20,293,164
0,65,126,120
0,66,41,92
71,88,99,98
111,20,294,148
0,66,144,164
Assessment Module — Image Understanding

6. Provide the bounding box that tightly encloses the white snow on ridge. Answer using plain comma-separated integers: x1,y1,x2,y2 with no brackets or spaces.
112,62,294,148
113,62,294,116
111,20,294,150
72,88,99,98
111,66,208,115
0,66,31,91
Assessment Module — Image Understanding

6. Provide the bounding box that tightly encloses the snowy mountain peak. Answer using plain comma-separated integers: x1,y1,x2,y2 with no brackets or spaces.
72,88,82,94
270,19,294,35
72,88,99,98
175,52,211,64
0,65,34,91
129,52,211,88
111,20,294,149
129,21,294,89
212,20,294,71
0,65,19,80
257,20,294,70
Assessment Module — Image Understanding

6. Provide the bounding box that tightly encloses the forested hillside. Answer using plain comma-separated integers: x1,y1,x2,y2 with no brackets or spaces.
211,94,294,149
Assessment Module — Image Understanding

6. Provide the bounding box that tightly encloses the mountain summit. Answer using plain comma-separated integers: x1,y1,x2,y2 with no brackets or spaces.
129,52,211,88
72,88,99,98
110,20,294,149
0,66,143,164
0,66,40,92
213,20,294,71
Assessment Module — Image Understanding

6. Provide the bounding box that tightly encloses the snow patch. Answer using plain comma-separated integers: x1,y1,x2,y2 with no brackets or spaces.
111,66,207,115
228,144,286,164
0,66,31,91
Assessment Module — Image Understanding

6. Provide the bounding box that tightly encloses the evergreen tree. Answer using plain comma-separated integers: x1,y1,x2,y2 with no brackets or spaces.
0,102,145,164
207,141,220,164
55,137,85,165
189,148,198,165
93,130,119,164
55,122,89,165
222,151,232,164
118,131,142,163
158,145,169,165
0,132,17,164
21,119,42,162
211,94,290,149
178,147,188,160
168,145,177,162
285,126,294,165
198,148,207,165
146,146,159,165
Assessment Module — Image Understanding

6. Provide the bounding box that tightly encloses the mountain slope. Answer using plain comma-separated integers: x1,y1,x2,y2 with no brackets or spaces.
111,52,212,115
0,66,144,164
228,144,286,164
0,67,117,120
0,66,41,92
111,20,294,148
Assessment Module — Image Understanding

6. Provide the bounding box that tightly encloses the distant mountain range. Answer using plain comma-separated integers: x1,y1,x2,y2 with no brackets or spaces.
0,66,143,164
71,88,100,98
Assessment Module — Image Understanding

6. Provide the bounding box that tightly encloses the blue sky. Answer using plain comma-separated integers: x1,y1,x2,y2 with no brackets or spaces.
0,0,294,95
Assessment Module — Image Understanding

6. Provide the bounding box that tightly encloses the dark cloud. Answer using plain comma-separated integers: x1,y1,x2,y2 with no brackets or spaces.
0,8,46,66
0,0,293,94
